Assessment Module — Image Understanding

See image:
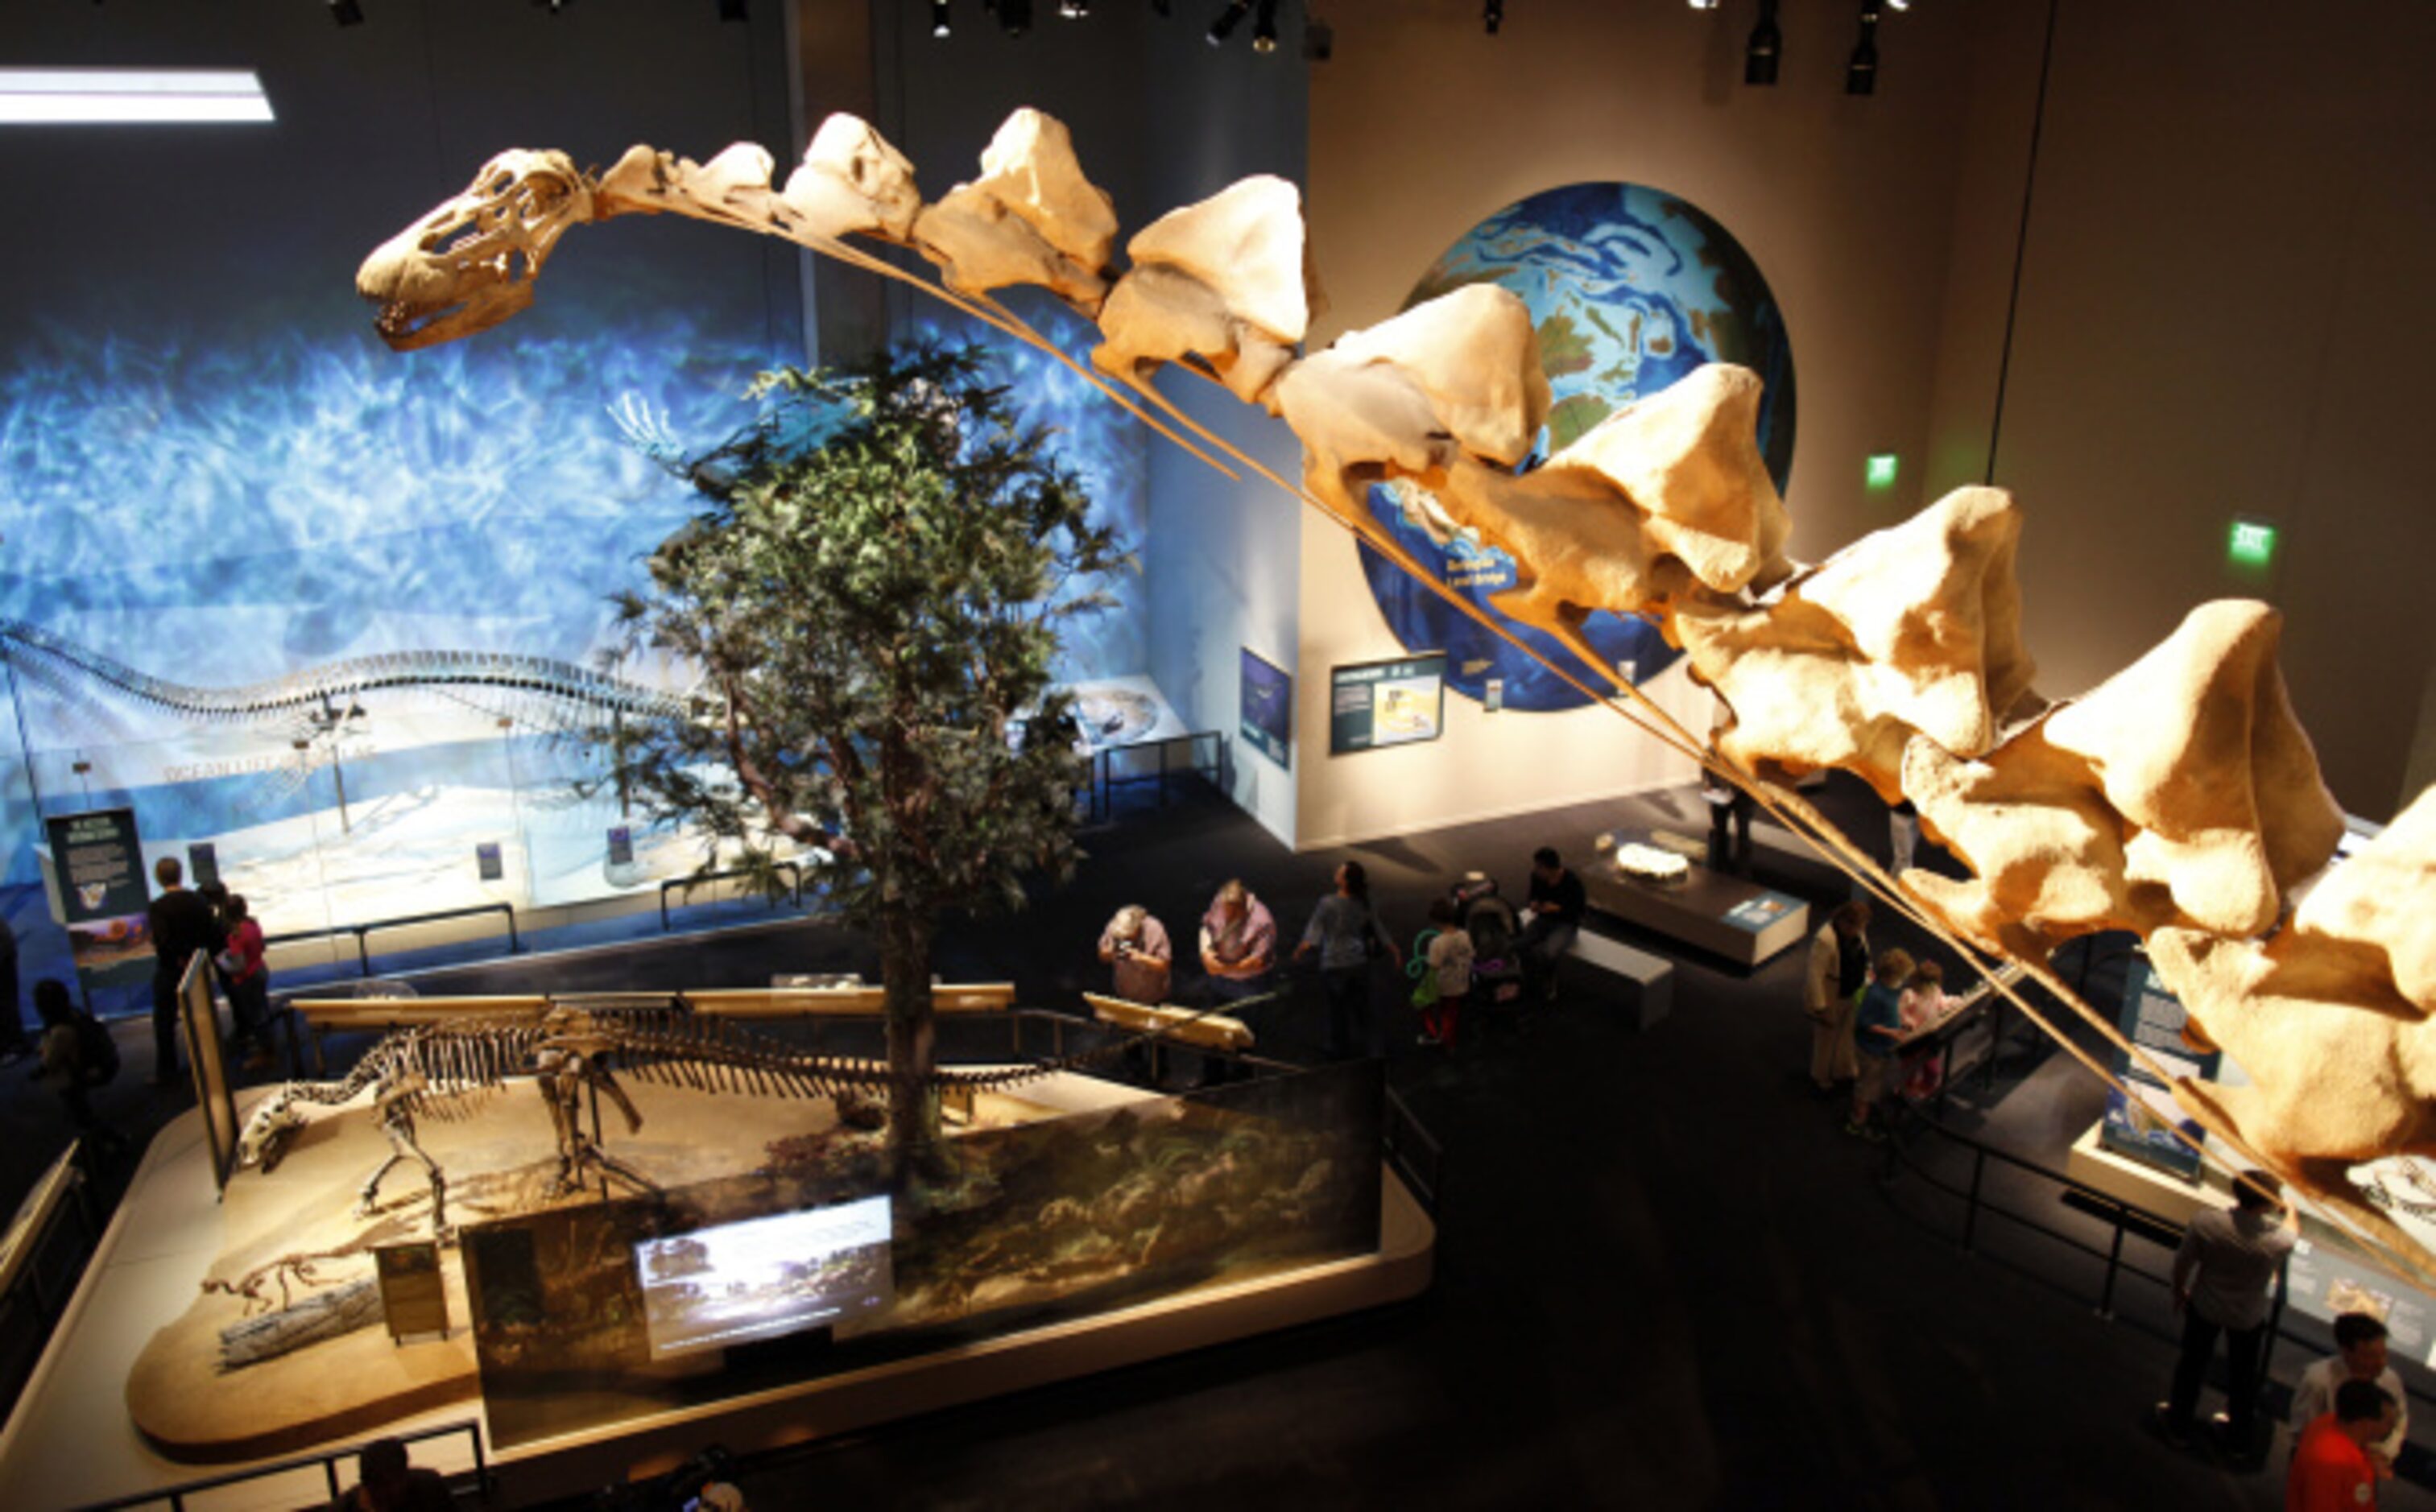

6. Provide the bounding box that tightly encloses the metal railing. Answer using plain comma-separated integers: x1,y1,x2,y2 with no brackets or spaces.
0,1142,101,1411
1880,1108,2436,1423
265,901,519,977
659,861,804,929
1086,730,1225,823
74,1419,488,1511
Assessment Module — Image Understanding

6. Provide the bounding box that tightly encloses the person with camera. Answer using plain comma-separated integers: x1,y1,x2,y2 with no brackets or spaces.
1097,904,1173,1006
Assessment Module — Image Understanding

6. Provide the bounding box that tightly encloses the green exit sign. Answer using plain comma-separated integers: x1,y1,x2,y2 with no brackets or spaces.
1864,453,1899,490
2227,518,2278,568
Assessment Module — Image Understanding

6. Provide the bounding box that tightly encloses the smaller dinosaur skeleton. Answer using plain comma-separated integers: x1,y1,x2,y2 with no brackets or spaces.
240,994,1266,1237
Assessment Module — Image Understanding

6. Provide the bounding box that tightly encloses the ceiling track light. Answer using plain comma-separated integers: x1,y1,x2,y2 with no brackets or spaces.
1483,0,1503,35
1059,0,1089,17
1303,16,1332,60
1206,0,1250,45
718,0,747,19
999,0,1031,35
1687,0,1718,10
1847,0,1880,95
932,0,951,36
1251,0,1280,51
1744,0,1780,85
328,0,364,25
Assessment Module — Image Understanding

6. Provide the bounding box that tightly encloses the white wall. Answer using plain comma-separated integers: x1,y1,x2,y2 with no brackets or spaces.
1297,0,1986,846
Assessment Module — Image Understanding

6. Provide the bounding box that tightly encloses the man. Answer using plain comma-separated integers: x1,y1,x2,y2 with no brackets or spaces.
1097,903,1173,1006
1802,900,1871,1093
331,1436,451,1511
1519,846,1584,1002
2288,1378,2397,1512
2291,1313,2406,1477
1197,880,1276,1006
145,856,223,1088
2157,1171,2298,1458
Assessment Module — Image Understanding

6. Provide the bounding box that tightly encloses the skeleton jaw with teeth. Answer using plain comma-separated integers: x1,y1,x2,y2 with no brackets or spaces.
357,149,595,351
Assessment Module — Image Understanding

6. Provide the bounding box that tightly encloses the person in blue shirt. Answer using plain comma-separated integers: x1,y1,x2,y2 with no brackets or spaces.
1847,948,1913,1140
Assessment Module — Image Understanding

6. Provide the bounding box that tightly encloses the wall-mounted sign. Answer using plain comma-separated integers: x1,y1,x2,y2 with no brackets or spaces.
1239,648,1292,769
1330,653,1446,755
185,841,221,889
376,1241,450,1342
45,807,152,993
475,841,504,882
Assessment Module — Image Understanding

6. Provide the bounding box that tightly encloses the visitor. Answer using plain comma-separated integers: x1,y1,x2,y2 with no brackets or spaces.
1518,846,1585,1002
147,856,225,1087
29,977,128,1159
1896,957,1953,1099
1802,900,1871,1095
1418,897,1472,1047
0,915,24,1059
1703,775,1759,876
1847,948,1912,1139
2287,1378,2397,1512
2156,1171,2297,1461
1096,903,1173,1006
219,894,275,1071
2290,1313,2405,1477
1293,860,1395,1060
1453,872,1526,1018
330,1436,451,1512
1197,880,1276,1006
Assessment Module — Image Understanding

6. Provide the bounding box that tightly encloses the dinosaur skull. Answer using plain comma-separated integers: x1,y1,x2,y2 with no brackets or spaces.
237,1090,307,1173
357,149,593,350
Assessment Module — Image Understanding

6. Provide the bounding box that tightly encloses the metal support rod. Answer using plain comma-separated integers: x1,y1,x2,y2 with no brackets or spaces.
1962,1146,1986,1253
2099,1211,2127,1318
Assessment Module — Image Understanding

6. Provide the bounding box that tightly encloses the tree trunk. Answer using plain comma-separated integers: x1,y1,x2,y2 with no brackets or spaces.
879,903,942,1180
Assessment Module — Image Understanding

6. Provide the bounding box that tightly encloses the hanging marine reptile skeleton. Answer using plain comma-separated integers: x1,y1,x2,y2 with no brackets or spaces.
238,993,1256,1237
353,109,2436,1287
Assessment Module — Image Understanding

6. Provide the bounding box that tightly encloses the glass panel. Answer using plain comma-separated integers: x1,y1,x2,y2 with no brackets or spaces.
469,1058,1388,1448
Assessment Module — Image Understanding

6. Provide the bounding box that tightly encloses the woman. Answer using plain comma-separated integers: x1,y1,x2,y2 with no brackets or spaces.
1848,948,1913,1139
1420,897,1473,1047
217,894,273,1071
1294,860,1394,1060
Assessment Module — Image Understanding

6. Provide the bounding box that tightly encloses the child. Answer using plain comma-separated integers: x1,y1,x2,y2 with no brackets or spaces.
1848,948,1913,1139
1421,899,1473,1047
1897,959,1951,1099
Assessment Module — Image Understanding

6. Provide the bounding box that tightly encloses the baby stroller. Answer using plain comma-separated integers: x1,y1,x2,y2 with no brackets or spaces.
1453,874,1528,1018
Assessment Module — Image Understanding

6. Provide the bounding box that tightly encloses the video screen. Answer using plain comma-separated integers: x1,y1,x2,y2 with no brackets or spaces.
635,1195,893,1360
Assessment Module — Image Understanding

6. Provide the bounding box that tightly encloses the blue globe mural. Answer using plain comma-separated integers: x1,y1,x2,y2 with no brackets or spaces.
1359,181,1796,711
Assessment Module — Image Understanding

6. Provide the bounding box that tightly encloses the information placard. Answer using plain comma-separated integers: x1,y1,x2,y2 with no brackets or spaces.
1329,653,1446,755
1239,648,1292,769
45,808,151,993
2098,954,2220,1183
375,1241,450,1342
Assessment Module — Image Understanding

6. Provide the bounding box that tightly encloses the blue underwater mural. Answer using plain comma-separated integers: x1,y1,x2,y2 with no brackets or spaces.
1359,181,1797,711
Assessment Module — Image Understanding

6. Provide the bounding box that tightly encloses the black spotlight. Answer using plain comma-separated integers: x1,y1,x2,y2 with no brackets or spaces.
932,0,951,35
1251,0,1279,52
1484,0,1503,35
1303,17,1333,60
1152,0,1173,14
1846,0,1881,94
328,0,365,24
1206,0,1250,46
1744,0,1780,85
718,0,747,19
999,0,1031,35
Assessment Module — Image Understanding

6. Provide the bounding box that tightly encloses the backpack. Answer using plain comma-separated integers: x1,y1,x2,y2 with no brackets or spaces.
73,1011,120,1087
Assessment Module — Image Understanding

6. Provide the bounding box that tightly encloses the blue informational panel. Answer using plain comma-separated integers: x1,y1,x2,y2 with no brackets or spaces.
44,808,149,995
1329,655,1446,755
1239,649,1292,769
2099,953,2223,1182
1358,181,1795,711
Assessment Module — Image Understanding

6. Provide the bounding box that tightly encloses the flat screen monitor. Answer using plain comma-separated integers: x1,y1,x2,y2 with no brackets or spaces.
635,1194,893,1360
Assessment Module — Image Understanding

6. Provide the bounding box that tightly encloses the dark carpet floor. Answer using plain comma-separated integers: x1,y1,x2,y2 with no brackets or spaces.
0,775,2421,1510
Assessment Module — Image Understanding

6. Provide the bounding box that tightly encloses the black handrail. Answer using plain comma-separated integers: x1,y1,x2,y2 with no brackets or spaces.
264,902,519,977
1881,1108,2436,1418
660,861,803,930
1088,730,1225,823
72,1417,487,1510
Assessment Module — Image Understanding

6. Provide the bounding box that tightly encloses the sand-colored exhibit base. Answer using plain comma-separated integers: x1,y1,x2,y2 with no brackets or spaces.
0,1064,1429,1509
124,1074,1080,1460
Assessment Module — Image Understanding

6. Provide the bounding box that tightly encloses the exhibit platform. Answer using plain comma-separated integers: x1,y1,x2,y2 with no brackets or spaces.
0,1071,1431,1509
1578,851,1809,969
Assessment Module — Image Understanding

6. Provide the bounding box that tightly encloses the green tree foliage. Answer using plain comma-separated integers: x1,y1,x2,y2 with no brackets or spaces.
602,343,1130,1173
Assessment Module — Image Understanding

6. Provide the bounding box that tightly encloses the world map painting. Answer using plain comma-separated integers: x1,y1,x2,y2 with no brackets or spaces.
1359,182,1796,711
